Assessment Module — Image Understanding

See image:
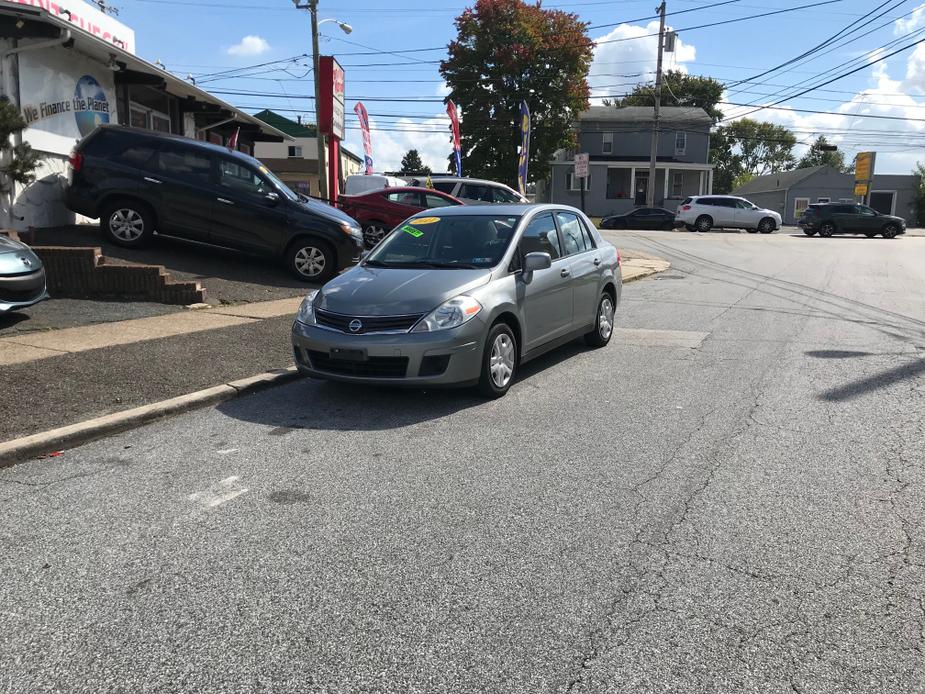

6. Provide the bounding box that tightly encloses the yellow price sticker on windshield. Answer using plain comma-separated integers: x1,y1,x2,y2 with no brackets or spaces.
411,217,440,225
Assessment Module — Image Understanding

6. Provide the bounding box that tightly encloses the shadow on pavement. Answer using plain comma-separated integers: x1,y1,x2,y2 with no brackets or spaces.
805,349,877,359
32,226,315,304
819,358,925,402
217,341,587,432
0,311,30,331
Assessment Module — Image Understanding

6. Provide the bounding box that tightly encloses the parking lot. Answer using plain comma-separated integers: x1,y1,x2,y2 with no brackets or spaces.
2,229,923,692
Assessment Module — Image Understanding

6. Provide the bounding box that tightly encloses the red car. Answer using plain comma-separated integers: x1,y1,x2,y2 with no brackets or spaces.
339,186,463,248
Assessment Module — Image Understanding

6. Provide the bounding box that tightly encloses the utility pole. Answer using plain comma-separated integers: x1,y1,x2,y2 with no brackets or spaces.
646,0,666,208
308,0,328,201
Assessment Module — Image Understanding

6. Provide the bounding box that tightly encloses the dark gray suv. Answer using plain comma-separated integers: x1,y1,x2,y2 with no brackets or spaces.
65,125,363,282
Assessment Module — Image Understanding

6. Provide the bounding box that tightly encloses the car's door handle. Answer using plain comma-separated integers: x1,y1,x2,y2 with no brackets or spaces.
143,177,162,184
593,257,601,266
560,268,570,278
216,198,234,205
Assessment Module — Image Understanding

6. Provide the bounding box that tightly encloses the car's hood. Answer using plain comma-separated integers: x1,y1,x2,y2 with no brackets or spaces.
317,265,492,315
296,196,359,227
0,237,42,275
760,208,782,218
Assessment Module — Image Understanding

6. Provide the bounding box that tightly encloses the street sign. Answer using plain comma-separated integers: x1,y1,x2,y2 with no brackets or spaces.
574,152,589,178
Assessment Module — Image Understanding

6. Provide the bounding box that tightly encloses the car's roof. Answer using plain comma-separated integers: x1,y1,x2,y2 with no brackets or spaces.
429,176,513,187
88,124,261,166
409,203,575,217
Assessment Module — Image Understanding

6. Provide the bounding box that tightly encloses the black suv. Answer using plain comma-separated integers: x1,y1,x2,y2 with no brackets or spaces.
798,202,906,239
65,125,364,281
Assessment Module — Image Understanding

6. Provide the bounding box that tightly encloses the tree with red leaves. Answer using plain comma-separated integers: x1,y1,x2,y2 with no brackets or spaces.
439,0,593,184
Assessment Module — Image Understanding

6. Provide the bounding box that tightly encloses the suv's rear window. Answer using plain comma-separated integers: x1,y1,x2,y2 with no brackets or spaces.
431,181,456,194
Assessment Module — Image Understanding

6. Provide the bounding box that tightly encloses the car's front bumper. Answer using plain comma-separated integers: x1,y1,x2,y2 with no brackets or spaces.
0,268,49,313
291,318,486,387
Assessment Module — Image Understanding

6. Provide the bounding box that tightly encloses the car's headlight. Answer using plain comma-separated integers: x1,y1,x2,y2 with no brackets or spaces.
296,290,319,325
340,221,362,240
411,295,482,332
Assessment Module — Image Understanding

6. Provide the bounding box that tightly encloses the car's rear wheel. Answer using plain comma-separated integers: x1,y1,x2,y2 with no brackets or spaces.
285,237,336,283
695,215,713,232
585,292,615,348
819,222,835,238
362,221,389,248
757,218,775,234
882,223,899,239
478,322,517,398
101,200,155,248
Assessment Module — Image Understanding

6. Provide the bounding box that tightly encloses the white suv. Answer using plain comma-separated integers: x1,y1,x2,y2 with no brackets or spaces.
414,177,528,205
676,195,782,233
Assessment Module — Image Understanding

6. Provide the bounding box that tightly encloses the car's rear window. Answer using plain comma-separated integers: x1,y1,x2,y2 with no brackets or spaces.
431,181,456,194
365,214,520,269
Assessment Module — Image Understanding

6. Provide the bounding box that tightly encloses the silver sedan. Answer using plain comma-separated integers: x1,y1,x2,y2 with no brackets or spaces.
0,235,48,314
291,204,622,397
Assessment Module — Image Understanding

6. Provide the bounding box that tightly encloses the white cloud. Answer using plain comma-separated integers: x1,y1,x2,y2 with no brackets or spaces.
895,3,925,34
588,22,696,104
344,112,454,174
227,35,270,57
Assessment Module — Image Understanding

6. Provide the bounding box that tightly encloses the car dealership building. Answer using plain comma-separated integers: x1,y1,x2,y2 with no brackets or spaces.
0,0,288,230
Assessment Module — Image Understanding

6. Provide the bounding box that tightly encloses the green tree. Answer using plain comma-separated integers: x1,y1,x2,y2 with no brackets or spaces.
796,135,846,171
0,99,41,191
440,0,593,184
913,162,925,226
612,71,724,122
399,149,431,175
710,126,741,194
725,118,796,176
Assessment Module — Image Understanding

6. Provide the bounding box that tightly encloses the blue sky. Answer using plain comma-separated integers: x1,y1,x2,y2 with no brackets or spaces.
114,0,925,174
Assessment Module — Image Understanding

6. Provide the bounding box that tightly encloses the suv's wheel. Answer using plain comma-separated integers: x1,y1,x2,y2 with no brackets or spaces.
101,200,154,247
585,292,615,348
285,238,336,282
882,223,899,239
478,322,517,398
757,217,775,234
362,221,389,248
819,222,835,238
695,215,713,232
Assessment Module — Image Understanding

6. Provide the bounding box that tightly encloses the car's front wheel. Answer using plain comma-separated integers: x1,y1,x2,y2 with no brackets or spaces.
285,238,336,283
819,222,835,237
478,322,517,398
585,292,615,348
101,200,155,248
757,218,775,234
362,221,389,248
882,223,899,239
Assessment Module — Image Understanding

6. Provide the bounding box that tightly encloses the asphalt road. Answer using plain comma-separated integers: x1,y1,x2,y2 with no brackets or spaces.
2,230,924,693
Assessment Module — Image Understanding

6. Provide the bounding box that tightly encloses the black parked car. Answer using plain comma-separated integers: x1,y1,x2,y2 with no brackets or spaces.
600,207,677,230
65,125,364,282
798,202,906,239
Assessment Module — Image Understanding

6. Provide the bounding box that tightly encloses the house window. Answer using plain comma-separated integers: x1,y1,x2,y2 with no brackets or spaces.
566,172,590,191
675,131,687,156
817,197,830,203
288,146,303,158
129,101,172,134
671,172,684,198
151,114,171,133
602,132,613,154
794,197,810,219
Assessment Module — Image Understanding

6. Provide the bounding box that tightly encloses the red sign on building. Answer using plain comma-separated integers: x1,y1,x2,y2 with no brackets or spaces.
317,56,345,140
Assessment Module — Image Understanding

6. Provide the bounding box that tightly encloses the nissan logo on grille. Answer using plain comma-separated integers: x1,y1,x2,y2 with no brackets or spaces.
348,319,363,333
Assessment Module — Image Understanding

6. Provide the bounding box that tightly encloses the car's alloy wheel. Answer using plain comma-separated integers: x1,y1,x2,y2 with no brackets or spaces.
294,246,326,277
882,224,898,239
478,323,517,398
363,222,388,248
110,209,145,241
585,293,615,348
758,218,774,234
695,215,712,232
819,223,835,237
286,238,335,282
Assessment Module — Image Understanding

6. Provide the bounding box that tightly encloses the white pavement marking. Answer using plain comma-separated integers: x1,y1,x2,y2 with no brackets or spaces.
188,475,249,509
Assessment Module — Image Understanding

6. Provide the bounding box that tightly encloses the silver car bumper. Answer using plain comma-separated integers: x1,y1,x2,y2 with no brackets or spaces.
0,268,49,313
291,318,486,387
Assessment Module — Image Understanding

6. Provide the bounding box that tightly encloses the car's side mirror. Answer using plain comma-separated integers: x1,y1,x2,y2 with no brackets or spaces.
265,191,280,205
523,251,552,273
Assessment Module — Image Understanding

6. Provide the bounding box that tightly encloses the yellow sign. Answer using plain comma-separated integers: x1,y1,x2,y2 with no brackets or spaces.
854,182,869,197
855,152,874,182
411,216,440,225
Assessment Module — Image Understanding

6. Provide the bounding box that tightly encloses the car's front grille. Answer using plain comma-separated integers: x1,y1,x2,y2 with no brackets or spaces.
315,308,423,334
307,350,409,379
0,287,44,303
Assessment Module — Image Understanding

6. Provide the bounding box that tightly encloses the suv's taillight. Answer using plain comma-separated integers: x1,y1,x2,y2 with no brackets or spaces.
680,204,691,211
68,150,83,172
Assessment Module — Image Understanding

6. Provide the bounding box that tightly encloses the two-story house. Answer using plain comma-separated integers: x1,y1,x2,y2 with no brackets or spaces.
549,106,714,216
253,109,362,197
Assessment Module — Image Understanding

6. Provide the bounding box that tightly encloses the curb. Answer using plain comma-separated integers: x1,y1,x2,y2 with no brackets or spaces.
0,367,302,468
621,260,671,284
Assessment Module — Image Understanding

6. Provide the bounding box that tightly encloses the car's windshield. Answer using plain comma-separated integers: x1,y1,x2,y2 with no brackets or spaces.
365,214,521,269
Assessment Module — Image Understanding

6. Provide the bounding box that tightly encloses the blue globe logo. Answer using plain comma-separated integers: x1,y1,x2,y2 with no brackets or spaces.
74,75,110,137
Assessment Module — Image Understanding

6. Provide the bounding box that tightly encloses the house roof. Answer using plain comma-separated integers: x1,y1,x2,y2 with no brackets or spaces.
578,106,712,126
732,166,830,194
252,109,363,164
